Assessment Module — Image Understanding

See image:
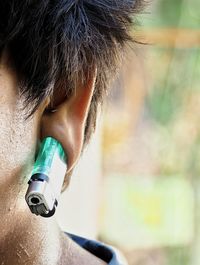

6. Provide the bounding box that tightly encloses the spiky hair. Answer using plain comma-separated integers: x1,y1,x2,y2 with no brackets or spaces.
0,0,143,142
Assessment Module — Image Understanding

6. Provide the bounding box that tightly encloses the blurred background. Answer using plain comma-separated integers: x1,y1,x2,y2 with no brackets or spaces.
57,0,200,264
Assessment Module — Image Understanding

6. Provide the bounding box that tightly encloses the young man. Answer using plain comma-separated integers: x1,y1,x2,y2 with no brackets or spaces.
0,0,143,264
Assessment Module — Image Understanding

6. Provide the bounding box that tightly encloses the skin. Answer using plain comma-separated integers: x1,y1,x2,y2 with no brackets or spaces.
0,54,107,265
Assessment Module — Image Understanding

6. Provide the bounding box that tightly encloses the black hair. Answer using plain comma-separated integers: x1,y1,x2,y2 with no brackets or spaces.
0,0,144,142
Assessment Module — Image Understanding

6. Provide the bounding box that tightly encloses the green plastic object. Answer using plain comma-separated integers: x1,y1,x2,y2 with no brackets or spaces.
31,137,67,177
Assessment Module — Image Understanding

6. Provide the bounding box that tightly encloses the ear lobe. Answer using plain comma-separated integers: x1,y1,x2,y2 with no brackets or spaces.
40,75,96,173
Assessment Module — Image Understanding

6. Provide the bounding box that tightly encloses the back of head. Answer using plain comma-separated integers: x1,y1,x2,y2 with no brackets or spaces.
0,0,144,142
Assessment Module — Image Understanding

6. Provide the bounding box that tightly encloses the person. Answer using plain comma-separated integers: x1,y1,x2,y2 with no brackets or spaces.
0,0,143,264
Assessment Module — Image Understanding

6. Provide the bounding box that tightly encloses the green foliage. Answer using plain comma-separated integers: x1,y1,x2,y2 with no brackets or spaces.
165,247,191,265
146,83,179,125
146,47,200,125
157,0,184,27
142,0,200,28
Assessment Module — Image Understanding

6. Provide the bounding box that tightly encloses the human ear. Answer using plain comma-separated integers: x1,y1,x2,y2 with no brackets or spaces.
40,74,96,173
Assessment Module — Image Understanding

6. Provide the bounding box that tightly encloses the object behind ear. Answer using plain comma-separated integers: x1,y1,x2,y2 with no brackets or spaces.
25,137,67,217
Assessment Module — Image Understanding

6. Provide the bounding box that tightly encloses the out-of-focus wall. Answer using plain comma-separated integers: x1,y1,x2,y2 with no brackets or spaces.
99,1,200,264
56,122,102,239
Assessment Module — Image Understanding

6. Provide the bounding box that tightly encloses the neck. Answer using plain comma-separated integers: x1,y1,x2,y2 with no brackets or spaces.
0,180,106,265
0,199,61,264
